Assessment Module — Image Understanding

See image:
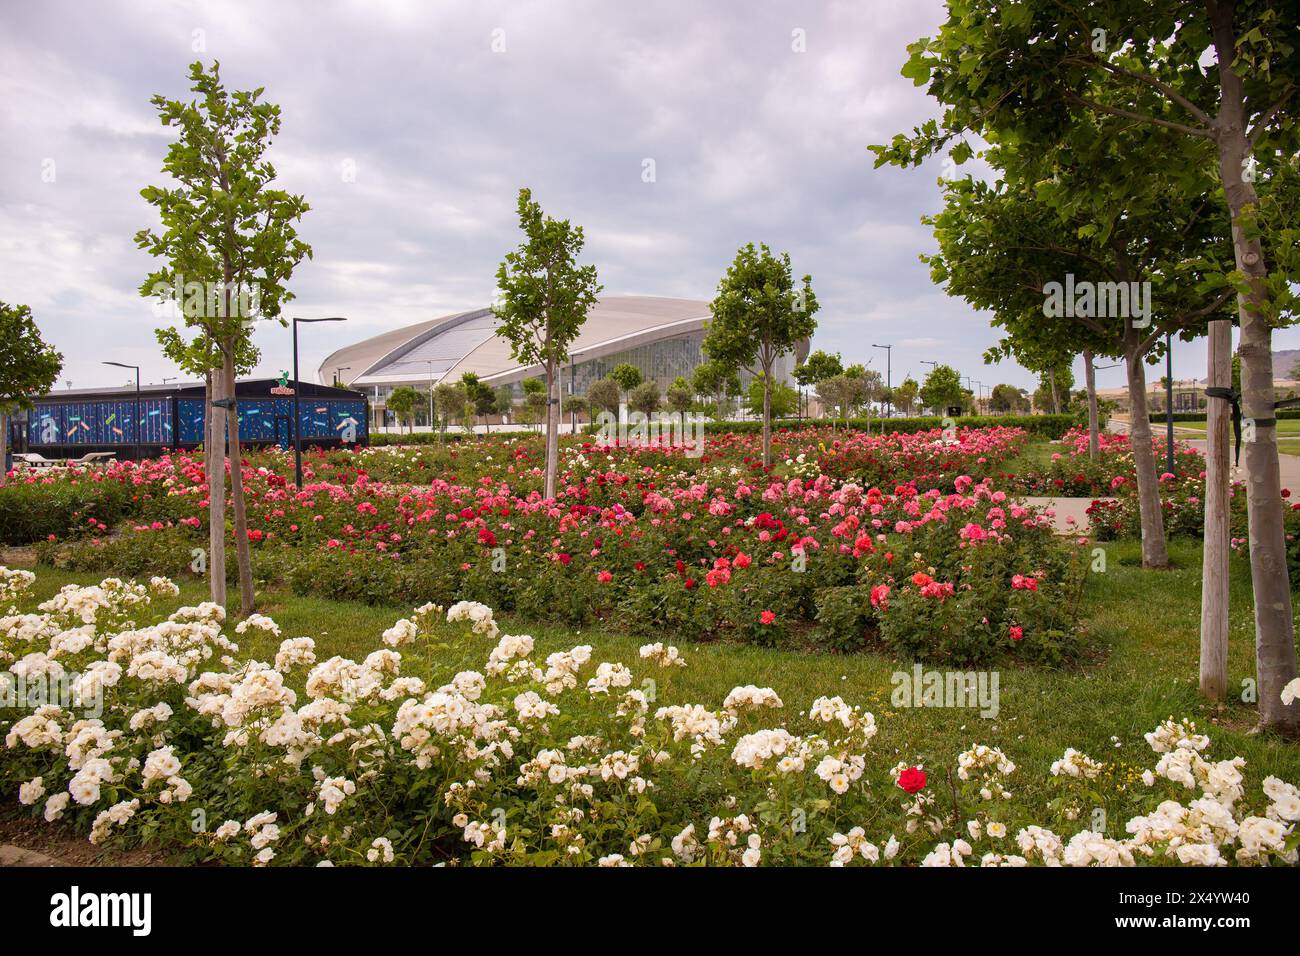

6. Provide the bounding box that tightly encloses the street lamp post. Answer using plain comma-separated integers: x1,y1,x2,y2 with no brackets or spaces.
292,316,348,489
871,343,892,418
103,362,141,462
333,366,351,387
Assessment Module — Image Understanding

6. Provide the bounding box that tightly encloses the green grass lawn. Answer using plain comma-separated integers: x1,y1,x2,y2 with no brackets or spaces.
13,537,1300,811
1173,419,1300,436
999,436,1067,473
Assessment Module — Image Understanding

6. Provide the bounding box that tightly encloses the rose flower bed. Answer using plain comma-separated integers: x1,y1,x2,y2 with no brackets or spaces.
2,567,1298,867
25,427,1085,665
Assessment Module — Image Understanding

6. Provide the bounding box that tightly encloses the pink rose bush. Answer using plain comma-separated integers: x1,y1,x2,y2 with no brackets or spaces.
24,431,1084,664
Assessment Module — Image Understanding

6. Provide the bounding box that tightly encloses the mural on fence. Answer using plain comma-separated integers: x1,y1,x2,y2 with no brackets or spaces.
34,397,367,449
32,398,172,446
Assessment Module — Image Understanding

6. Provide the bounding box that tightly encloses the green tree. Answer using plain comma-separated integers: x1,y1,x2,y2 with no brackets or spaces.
919,364,963,414
609,363,643,401
136,61,312,617
386,386,420,433
744,374,798,420
434,382,466,436
920,168,1234,571
493,386,514,426
815,372,870,429
691,360,742,420
521,377,548,431
794,349,843,420
628,380,662,417
586,377,621,421
561,393,587,423
461,372,497,435
872,0,1300,730
0,303,63,486
493,188,602,498
795,350,843,386
1034,365,1076,415
704,243,818,465
665,376,693,418
892,376,920,417
989,383,1029,414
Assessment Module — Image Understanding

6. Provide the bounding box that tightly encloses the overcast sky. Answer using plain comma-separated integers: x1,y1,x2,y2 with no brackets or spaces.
3,0,1291,396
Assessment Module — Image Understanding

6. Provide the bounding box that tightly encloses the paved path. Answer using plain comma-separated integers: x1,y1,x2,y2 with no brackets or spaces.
1020,496,1103,534
0,844,65,867
1109,416,1300,491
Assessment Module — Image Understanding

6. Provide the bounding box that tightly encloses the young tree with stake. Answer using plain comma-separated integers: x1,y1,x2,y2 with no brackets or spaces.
137,61,312,617
493,188,601,499
704,243,818,467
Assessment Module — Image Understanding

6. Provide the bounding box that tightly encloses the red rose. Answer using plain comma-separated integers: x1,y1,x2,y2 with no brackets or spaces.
759,610,776,625
1009,625,1024,642
897,767,927,794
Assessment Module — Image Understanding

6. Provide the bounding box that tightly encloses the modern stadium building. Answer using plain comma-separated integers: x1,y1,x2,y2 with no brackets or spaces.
317,295,809,427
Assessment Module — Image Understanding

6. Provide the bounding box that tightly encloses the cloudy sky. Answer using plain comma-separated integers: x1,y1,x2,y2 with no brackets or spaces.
3,0,1287,397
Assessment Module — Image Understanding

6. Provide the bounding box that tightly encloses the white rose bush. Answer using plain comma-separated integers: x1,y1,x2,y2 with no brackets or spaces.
2,566,1298,867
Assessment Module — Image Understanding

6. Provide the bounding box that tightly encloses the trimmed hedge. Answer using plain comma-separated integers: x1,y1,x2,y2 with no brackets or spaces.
0,480,137,546
1148,408,1300,424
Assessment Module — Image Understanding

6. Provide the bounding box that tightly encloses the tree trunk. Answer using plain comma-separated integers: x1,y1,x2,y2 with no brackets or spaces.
1124,340,1169,569
761,369,773,468
1211,5,1299,732
544,357,559,500
1083,350,1100,462
1200,319,1231,701
206,371,228,607
1049,368,1060,415
223,350,255,617
0,411,8,488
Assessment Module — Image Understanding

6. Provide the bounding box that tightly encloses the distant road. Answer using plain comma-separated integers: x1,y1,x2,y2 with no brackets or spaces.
1109,415,1300,493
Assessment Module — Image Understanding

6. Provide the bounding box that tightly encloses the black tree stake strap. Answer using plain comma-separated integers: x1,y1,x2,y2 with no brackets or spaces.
1205,387,1300,466
1204,387,1243,465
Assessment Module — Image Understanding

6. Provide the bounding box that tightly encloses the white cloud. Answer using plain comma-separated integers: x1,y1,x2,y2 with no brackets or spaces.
0,0,1084,391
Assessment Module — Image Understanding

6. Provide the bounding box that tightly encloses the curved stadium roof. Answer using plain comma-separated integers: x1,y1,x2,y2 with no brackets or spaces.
317,295,714,389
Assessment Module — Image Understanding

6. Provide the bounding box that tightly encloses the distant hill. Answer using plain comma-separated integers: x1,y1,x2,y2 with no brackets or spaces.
1195,348,1300,384
1274,349,1300,382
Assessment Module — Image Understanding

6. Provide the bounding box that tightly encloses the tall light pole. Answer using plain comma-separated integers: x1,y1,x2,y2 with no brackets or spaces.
333,366,351,387
103,361,141,462
871,343,892,418
292,316,348,488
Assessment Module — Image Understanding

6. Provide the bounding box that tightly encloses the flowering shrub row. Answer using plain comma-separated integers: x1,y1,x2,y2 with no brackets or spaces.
26,430,1081,663
2,569,1297,867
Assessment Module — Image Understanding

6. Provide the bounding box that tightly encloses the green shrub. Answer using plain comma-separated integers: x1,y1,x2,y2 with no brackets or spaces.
814,585,875,652
0,480,138,545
